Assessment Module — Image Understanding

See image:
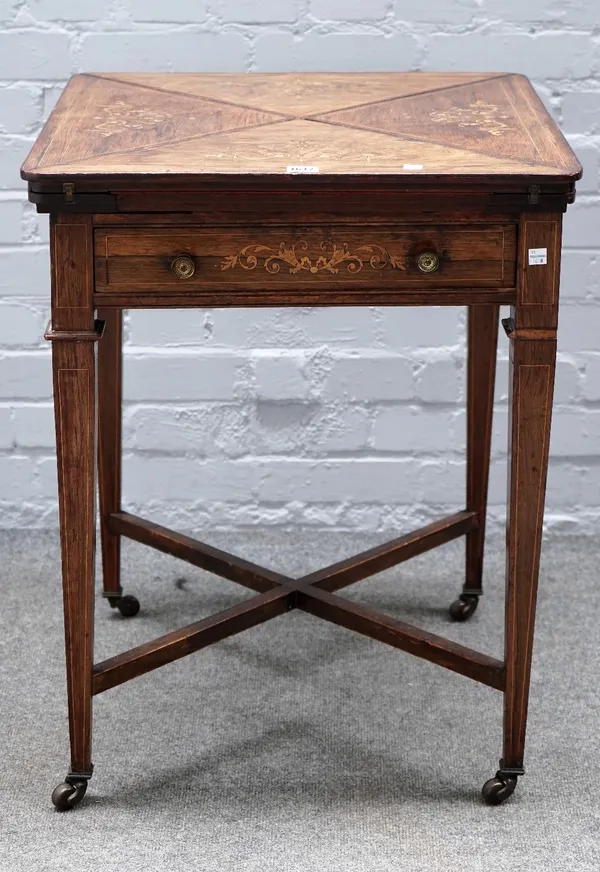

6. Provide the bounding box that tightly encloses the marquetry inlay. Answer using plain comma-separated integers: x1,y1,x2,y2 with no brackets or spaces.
220,241,407,275
429,100,513,137
93,101,174,138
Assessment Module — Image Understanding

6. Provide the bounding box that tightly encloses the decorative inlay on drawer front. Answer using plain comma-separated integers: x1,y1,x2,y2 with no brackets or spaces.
220,241,407,275
94,225,517,293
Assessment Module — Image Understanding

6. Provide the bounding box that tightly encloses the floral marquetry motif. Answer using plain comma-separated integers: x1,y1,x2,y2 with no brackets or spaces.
429,100,513,137
220,241,408,275
93,101,174,137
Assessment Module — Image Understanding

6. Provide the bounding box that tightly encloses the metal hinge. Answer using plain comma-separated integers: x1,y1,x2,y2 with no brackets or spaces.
62,182,75,204
528,184,541,205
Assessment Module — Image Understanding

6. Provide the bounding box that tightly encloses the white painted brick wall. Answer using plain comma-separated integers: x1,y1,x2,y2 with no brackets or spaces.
0,1,598,534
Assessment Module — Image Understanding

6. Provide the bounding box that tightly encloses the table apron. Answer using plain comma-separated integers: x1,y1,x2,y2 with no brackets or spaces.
92,288,517,308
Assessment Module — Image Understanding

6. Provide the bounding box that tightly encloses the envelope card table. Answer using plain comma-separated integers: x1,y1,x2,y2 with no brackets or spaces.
21,72,581,811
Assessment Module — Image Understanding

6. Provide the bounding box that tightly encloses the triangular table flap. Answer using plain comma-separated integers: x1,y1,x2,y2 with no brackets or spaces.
313,75,558,169
33,74,287,171
38,118,563,177
97,72,505,118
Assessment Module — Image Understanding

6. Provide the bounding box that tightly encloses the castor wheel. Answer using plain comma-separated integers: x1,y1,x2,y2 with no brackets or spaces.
449,594,479,622
482,773,518,806
51,779,88,812
106,592,140,617
116,594,140,618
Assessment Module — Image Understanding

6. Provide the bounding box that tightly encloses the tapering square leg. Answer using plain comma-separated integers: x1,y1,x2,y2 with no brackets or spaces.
97,309,139,617
48,215,99,811
450,305,499,622
97,308,122,599
52,338,97,779
483,213,561,805
502,332,556,767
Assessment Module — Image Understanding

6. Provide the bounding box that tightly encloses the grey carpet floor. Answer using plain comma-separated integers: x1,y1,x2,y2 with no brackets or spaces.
0,528,598,872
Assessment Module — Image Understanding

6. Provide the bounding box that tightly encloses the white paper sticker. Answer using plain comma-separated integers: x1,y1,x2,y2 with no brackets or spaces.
403,163,424,170
287,165,319,174
528,248,548,266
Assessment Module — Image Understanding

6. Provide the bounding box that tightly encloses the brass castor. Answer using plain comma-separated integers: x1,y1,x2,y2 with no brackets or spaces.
107,593,140,617
482,773,518,806
51,779,88,812
449,594,479,622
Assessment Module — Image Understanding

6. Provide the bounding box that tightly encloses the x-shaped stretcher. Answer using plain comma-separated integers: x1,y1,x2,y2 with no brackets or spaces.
93,510,504,696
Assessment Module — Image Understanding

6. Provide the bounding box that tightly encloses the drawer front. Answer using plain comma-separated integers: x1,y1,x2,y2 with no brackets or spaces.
94,224,517,294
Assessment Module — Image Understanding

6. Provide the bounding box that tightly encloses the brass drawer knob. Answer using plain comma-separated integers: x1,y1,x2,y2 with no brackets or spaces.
416,251,440,274
171,254,196,280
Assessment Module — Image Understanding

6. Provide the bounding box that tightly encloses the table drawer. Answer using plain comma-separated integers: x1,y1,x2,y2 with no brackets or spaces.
94,225,517,294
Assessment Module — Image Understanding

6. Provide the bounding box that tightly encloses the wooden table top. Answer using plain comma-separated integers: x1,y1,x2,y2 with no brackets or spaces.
22,72,581,194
